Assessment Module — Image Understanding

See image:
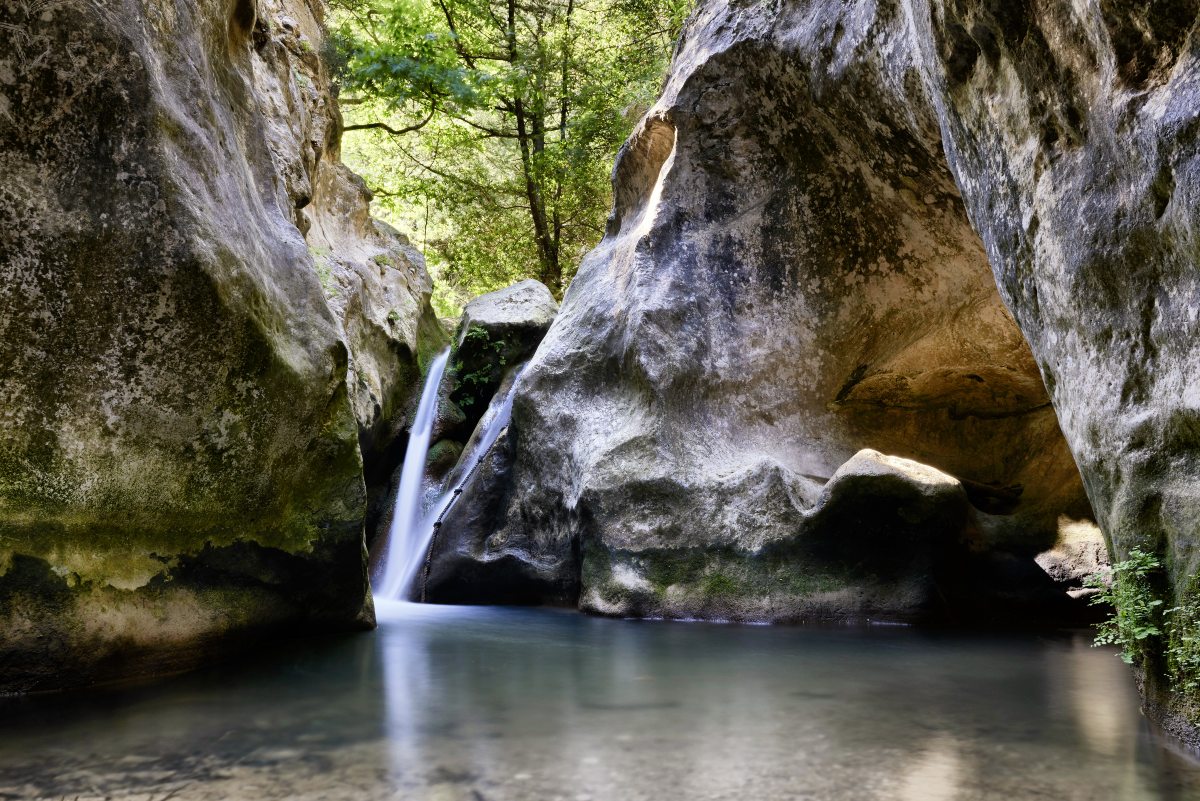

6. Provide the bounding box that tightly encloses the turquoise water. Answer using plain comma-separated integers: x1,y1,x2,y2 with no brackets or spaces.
1,602,1198,800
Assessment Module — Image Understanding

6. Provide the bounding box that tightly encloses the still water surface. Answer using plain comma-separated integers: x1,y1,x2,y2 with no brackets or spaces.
1,602,1198,800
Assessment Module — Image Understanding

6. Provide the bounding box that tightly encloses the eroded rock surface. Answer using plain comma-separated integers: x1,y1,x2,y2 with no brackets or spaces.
430,0,1095,624
0,0,438,691
906,0,1200,743
431,0,1200,743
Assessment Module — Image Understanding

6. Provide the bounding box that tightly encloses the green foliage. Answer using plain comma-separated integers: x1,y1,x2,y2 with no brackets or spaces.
1088,548,1164,664
308,246,340,298
701,572,738,597
1167,583,1200,695
329,0,690,299
450,326,508,408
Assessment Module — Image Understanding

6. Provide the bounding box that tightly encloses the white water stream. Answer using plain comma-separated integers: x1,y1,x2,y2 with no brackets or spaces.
375,352,525,601
375,349,449,601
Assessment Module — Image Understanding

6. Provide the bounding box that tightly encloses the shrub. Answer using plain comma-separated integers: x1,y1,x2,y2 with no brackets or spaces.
1087,548,1164,664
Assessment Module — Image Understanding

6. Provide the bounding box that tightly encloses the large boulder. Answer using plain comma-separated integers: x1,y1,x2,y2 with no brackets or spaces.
447,279,559,433
0,0,437,691
436,0,1200,744
432,0,1095,623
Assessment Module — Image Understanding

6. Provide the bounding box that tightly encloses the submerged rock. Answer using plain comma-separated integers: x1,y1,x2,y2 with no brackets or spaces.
0,0,438,691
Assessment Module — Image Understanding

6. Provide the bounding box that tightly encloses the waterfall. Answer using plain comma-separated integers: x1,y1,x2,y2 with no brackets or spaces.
376,349,450,601
376,352,527,603
417,364,526,550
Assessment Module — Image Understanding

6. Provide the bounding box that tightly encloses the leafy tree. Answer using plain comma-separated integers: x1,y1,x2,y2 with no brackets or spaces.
328,0,689,309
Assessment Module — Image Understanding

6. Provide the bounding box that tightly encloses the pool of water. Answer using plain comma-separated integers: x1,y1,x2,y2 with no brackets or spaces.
1,602,1198,800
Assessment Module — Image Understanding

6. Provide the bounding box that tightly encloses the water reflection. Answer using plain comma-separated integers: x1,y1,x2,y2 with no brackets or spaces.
0,604,1198,800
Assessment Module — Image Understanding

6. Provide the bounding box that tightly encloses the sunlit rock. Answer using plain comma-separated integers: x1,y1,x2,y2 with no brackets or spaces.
438,0,1095,624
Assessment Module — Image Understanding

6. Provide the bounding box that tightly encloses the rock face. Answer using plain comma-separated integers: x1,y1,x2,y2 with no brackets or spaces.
305,162,447,545
0,0,438,692
905,0,1200,744
431,0,1200,743
431,0,1096,624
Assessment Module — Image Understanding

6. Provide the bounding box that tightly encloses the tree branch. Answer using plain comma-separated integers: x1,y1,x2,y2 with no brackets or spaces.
343,107,437,137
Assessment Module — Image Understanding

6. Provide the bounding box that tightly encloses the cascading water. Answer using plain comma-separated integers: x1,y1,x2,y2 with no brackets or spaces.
376,354,527,604
376,349,450,601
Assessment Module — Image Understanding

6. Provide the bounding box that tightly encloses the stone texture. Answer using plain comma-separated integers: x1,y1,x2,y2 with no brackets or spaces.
446,279,558,436
425,371,579,607
305,162,447,546
1036,518,1109,599
455,279,559,346
0,0,437,692
433,0,1096,624
904,0,1200,743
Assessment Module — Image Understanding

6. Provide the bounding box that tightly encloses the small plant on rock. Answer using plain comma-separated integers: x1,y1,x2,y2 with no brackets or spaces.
1087,548,1164,664
451,326,507,408
1167,584,1200,694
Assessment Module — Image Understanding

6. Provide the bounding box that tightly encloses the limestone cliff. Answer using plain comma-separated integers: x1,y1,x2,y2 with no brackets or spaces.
908,0,1200,746
433,0,1200,744
0,0,439,691
432,0,1095,624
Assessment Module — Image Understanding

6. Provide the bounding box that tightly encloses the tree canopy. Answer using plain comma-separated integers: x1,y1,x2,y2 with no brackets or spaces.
329,0,689,313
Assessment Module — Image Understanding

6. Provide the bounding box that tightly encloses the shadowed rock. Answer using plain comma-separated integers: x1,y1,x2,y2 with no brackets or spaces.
0,0,439,691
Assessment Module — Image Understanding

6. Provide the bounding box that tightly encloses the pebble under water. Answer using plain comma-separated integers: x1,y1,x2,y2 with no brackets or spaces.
2,603,1198,801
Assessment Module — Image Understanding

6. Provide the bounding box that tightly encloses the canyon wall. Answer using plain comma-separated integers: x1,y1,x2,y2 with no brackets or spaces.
0,0,439,691
907,0,1200,743
430,0,1200,742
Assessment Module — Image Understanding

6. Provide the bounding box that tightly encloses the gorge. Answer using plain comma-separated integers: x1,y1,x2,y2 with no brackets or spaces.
3,0,1200,796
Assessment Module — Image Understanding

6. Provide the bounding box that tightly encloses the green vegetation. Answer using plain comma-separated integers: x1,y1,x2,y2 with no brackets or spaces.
700,572,738,597
1088,548,1164,664
451,325,507,408
327,0,690,307
1088,548,1200,715
1167,581,1200,696
308,246,340,298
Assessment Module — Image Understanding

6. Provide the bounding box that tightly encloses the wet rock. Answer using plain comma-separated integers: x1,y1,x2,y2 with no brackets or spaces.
424,426,579,606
